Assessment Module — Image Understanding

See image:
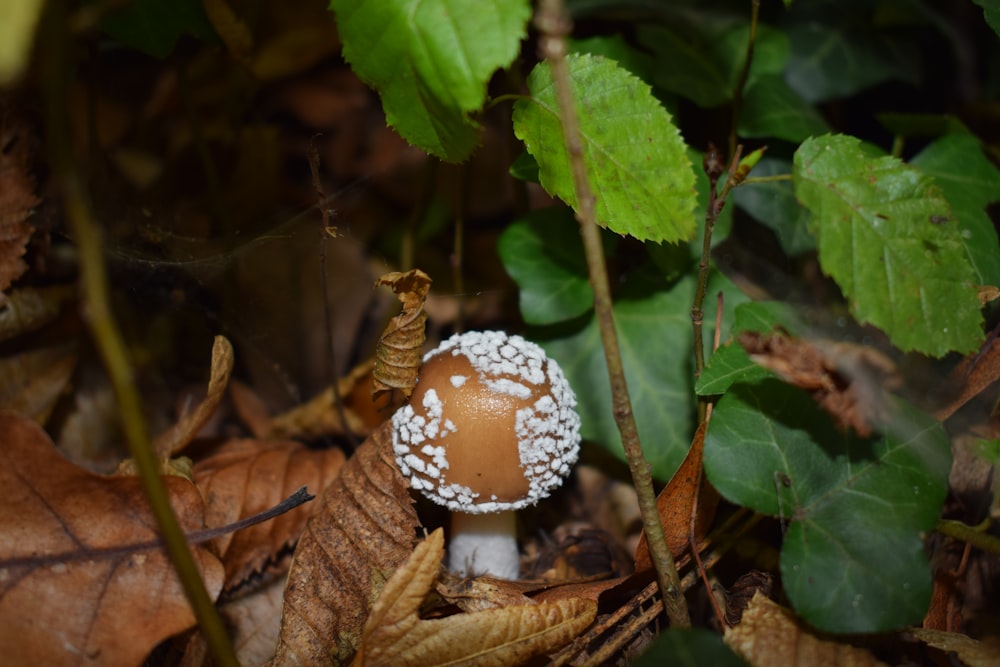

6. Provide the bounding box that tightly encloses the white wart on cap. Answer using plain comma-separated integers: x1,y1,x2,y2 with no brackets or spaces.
392,330,581,514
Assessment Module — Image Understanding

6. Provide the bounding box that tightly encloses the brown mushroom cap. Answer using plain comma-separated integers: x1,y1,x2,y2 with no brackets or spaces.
392,331,581,513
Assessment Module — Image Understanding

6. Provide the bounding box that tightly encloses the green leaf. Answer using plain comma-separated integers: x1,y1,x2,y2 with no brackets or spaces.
497,208,595,325
784,4,920,103
732,158,816,256
739,76,830,143
970,0,1000,37
632,628,748,667
538,269,746,480
910,134,1000,287
876,113,971,139
704,379,951,633
330,0,531,161
513,53,697,243
101,0,216,59
794,134,983,356
509,151,540,184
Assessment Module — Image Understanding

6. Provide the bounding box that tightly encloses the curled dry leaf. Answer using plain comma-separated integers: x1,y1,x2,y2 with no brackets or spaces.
372,269,432,400
0,411,224,667
154,335,235,459
739,329,899,438
933,328,1000,422
193,437,346,592
906,627,1000,667
270,420,421,666
354,529,597,667
725,592,888,667
634,421,718,571
0,107,38,295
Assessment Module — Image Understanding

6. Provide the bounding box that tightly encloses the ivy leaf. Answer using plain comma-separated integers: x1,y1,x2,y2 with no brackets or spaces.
497,208,596,326
329,0,531,162
704,380,951,633
794,134,983,357
632,628,747,667
910,134,1000,287
513,53,697,243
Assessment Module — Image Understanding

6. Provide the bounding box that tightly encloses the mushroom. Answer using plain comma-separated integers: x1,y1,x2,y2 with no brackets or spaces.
391,330,581,579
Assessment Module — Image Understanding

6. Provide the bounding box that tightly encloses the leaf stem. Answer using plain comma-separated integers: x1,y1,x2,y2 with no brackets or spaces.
534,0,690,628
40,4,237,665
741,173,791,184
936,519,1000,555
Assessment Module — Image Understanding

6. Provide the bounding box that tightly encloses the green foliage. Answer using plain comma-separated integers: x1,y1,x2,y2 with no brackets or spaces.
704,380,951,632
101,0,217,58
632,628,748,667
329,0,531,161
971,0,1000,36
513,53,698,243
731,158,815,255
794,134,983,357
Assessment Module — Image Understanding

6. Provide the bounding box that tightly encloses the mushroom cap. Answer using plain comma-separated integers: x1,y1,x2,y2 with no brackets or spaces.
391,331,581,514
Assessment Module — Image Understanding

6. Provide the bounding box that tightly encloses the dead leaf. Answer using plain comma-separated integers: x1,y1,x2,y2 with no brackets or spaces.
354,529,597,667
907,627,1000,667
269,420,421,665
222,577,287,667
934,328,1000,422
978,285,1000,306
0,106,38,294
372,269,432,400
724,592,888,667
154,335,235,458
0,285,75,341
634,421,718,570
0,411,224,667
193,437,346,592
0,341,76,423
739,329,899,438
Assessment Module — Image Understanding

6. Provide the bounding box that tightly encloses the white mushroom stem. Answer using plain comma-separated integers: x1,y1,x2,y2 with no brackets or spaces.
448,511,520,580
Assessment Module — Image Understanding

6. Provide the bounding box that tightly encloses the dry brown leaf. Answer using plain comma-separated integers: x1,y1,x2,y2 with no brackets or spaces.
934,329,1000,422
372,269,432,400
907,627,1000,667
724,592,888,667
0,285,75,341
739,330,898,438
354,529,597,667
154,335,235,458
634,421,717,570
270,420,421,666
977,285,1000,306
0,341,76,423
0,411,224,667
0,106,38,294
222,577,287,667
193,438,346,592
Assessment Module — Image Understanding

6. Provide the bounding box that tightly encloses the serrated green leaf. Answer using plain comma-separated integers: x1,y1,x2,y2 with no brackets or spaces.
704,379,950,633
732,158,816,256
330,0,530,161
739,75,830,142
513,53,697,243
910,134,1000,287
497,208,595,325
784,5,920,103
537,269,746,480
794,134,983,356
970,0,1000,37
101,0,216,59
509,151,540,183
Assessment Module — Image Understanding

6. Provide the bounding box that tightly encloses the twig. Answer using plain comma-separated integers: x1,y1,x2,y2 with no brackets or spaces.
534,0,690,628
40,3,237,665
729,0,761,158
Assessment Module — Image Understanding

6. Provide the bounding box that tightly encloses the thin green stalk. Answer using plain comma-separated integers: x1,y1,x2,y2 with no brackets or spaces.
42,4,237,665
937,519,1000,555
534,0,691,628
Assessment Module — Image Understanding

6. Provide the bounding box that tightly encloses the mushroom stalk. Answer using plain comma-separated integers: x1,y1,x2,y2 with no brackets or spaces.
448,511,519,579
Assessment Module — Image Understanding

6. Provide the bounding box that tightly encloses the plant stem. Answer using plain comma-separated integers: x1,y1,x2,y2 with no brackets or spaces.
534,0,691,628
41,4,237,665
741,173,791,185
729,0,760,159
937,519,1000,555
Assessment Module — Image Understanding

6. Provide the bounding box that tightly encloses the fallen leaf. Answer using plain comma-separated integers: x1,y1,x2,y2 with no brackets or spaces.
154,335,235,458
0,285,75,341
0,411,224,667
0,105,38,294
270,420,421,665
193,437,346,592
934,327,1000,422
907,627,1000,667
372,269,432,400
739,329,899,438
634,421,718,570
0,341,76,423
354,529,597,667
724,592,888,667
